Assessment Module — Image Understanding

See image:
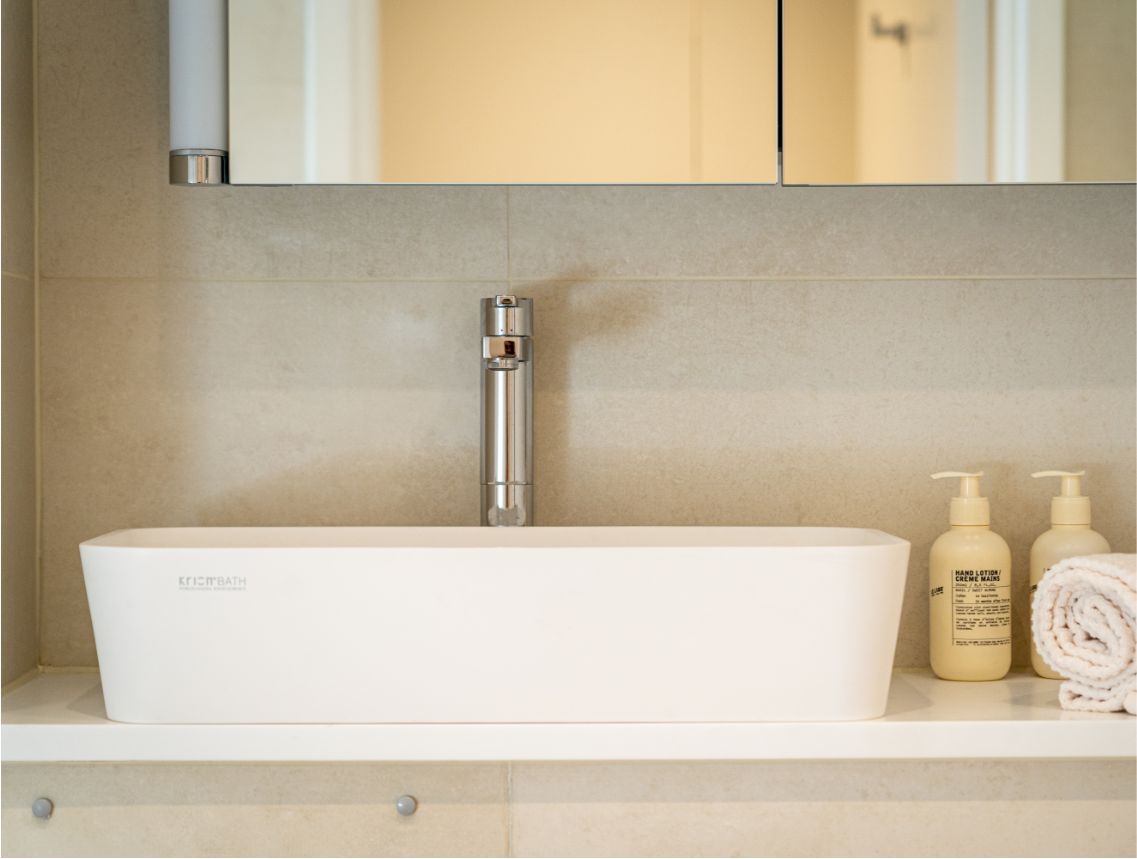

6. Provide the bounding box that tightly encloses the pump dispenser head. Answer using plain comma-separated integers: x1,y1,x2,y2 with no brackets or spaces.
1032,470,1091,525
931,471,989,526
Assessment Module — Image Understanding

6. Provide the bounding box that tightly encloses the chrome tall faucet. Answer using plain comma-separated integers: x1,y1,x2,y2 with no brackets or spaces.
481,295,534,526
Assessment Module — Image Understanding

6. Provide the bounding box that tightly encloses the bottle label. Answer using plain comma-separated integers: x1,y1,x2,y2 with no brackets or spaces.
950,568,1011,646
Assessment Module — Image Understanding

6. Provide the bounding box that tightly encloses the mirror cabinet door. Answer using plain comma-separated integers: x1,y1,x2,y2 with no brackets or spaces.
783,0,1136,184
229,0,778,184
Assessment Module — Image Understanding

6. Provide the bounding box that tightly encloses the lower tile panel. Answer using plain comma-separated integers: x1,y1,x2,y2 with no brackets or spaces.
1,763,509,858
510,760,1137,857
3,760,1133,858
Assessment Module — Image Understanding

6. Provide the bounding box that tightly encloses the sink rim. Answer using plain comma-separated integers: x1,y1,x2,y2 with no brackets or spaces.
81,525,910,551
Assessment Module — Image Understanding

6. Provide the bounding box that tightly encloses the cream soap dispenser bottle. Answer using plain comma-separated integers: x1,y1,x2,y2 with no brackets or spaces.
929,471,1012,681
1028,470,1111,679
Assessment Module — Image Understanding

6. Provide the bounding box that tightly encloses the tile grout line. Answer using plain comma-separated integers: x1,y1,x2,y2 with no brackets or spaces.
29,274,1134,285
31,0,44,677
506,761,514,857
505,186,513,288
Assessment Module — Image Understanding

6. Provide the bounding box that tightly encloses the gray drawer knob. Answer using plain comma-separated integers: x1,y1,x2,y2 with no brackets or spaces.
395,795,418,816
32,798,54,820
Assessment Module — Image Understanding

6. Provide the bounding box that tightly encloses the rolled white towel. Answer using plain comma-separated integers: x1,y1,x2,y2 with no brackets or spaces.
1032,553,1136,715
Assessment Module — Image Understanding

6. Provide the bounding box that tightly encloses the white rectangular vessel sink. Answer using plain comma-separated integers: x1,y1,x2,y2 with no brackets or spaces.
81,527,910,724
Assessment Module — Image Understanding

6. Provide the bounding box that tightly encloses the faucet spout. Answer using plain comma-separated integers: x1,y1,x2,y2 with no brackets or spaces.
481,295,534,526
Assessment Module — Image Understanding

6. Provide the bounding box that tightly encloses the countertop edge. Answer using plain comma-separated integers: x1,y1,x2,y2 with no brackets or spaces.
3,671,1133,763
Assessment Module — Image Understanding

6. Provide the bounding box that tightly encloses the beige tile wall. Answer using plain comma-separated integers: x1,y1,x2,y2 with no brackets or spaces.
2,0,38,685
3,760,1134,858
35,0,1136,669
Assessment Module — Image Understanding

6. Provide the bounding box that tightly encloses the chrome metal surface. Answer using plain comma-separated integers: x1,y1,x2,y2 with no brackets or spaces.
481,295,533,527
482,484,534,527
482,294,533,336
169,148,227,185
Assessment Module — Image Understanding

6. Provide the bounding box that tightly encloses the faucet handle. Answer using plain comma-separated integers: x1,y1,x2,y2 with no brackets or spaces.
483,335,531,370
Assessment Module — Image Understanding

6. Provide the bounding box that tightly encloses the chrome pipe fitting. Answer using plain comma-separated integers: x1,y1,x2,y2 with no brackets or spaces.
481,295,533,526
169,148,227,185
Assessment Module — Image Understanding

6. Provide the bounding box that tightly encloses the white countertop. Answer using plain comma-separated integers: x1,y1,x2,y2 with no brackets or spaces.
2,670,1132,762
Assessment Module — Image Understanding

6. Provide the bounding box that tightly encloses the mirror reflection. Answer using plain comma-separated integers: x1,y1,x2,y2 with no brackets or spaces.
229,0,778,184
783,0,1136,184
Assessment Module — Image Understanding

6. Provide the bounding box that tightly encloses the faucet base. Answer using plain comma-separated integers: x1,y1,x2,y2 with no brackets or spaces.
482,484,534,527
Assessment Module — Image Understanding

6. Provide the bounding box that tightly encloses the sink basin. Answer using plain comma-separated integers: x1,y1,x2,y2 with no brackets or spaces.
80,526,910,724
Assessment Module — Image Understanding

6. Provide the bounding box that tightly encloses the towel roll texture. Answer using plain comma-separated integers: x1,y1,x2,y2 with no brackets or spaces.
1032,553,1136,715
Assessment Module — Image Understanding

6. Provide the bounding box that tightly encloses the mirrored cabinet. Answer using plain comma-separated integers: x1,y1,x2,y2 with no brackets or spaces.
174,0,1135,185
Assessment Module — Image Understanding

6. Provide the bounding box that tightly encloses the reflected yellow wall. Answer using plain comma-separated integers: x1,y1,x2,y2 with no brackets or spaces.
378,0,777,183
784,0,962,184
782,0,856,183
854,0,962,184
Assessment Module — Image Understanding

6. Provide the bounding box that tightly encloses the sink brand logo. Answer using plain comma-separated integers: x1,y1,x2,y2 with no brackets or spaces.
178,575,247,592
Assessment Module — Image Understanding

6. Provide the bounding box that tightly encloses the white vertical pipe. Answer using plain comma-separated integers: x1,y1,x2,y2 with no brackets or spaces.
992,0,1065,182
169,0,228,152
991,0,1021,181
